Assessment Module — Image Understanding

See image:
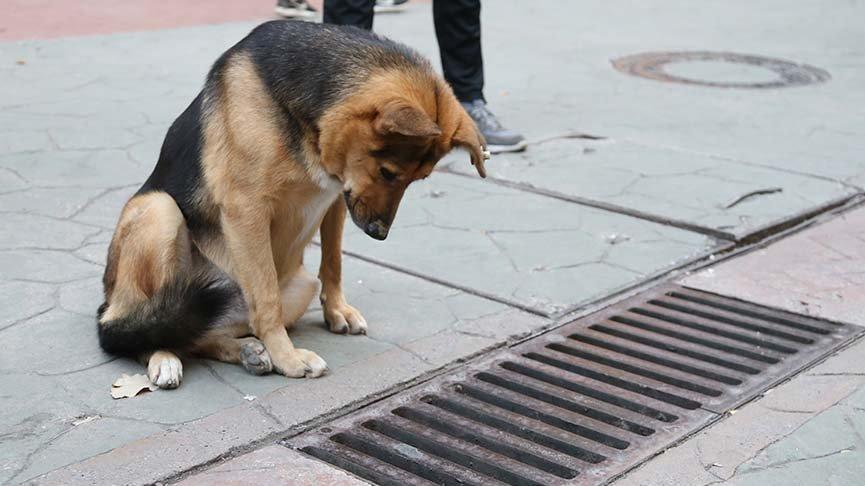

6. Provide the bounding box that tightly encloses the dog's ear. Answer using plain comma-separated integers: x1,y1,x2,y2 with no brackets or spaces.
451,109,488,178
374,102,442,139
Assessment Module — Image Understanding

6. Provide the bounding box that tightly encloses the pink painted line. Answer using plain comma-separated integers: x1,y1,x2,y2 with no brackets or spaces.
1,0,325,41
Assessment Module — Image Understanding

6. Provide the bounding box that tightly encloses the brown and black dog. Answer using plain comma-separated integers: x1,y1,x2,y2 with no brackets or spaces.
96,21,487,387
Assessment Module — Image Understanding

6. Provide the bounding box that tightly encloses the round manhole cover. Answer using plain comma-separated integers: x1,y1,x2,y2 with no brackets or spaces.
612,51,830,88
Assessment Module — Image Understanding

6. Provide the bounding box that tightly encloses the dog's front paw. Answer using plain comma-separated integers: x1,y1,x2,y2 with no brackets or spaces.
271,348,328,378
324,302,368,335
240,339,273,376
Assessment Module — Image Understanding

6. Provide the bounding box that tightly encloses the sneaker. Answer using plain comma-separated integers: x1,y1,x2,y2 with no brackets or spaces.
460,100,527,154
274,0,318,19
374,0,410,13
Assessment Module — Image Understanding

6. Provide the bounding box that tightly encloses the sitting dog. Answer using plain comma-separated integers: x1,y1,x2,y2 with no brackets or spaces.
96,21,487,388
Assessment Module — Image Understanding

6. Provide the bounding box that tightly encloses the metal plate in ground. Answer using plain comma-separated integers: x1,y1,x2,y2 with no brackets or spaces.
289,284,861,485
612,51,830,89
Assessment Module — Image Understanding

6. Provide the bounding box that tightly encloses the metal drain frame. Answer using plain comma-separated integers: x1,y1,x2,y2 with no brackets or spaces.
290,284,862,485
611,51,831,89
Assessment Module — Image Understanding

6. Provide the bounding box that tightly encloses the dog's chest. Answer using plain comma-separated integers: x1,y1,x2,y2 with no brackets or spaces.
294,177,342,248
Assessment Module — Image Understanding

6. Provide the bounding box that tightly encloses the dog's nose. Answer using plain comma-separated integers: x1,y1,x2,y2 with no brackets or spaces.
365,220,390,240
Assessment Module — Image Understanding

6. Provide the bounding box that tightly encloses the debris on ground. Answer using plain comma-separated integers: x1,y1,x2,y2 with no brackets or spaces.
72,415,100,426
724,187,783,209
111,374,157,399
604,233,631,245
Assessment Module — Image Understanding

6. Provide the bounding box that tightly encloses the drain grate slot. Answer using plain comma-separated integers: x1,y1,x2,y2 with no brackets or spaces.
567,333,743,385
422,394,608,464
667,289,832,334
291,284,861,485
632,305,800,353
473,369,656,436
591,323,763,373
647,298,815,344
498,361,679,422
392,406,580,479
524,351,704,409
459,379,631,449
609,314,781,363
545,342,723,396
363,419,545,486
328,431,465,485
301,445,407,486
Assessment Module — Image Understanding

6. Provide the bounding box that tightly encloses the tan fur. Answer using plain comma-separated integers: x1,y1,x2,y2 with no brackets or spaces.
101,50,485,384
101,192,191,323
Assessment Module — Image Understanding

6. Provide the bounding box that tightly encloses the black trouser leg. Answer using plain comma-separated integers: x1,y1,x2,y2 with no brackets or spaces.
433,0,484,102
323,0,375,30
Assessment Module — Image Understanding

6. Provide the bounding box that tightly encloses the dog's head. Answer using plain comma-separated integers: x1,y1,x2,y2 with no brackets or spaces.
319,77,487,240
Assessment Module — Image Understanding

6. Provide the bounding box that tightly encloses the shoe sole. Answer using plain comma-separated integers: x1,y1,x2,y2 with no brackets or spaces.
487,140,528,154
274,6,318,19
374,6,409,13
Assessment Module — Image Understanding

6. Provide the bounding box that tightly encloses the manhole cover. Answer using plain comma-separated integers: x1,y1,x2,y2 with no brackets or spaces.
289,284,861,485
612,51,830,88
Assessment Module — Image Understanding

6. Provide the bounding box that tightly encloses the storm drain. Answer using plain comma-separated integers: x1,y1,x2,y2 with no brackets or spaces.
289,284,861,485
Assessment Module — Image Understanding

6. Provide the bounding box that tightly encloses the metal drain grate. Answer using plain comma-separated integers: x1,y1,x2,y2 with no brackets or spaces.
290,284,861,485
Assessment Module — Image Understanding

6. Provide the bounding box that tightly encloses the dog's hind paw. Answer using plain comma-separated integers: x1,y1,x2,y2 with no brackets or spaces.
240,340,273,375
147,351,183,389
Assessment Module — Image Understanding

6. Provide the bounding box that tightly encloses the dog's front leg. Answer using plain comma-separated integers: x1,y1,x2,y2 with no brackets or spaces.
319,198,368,334
221,201,327,378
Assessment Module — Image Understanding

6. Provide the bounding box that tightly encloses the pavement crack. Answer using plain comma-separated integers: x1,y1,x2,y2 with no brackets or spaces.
739,447,855,475
201,361,248,400
484,231,519,273
0,305,55,332
34,357,120,377
365,334,434,365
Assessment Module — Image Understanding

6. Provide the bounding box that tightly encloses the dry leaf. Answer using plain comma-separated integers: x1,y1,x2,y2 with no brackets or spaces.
111,373,157,399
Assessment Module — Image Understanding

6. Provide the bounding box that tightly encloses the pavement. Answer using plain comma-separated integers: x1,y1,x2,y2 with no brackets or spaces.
1,0,863,484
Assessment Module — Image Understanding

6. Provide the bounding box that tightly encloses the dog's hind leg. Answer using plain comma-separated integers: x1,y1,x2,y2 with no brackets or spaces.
100,191,195,389
280,267,319,331
145,350,183,389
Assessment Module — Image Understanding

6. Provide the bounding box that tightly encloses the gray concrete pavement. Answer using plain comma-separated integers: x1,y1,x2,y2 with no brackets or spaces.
2,0,864,484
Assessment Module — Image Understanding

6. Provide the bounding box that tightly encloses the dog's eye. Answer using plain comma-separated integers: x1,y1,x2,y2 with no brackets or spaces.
379,167,397,181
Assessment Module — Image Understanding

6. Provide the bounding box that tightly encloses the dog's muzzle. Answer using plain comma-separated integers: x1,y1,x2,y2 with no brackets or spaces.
365,220,390,240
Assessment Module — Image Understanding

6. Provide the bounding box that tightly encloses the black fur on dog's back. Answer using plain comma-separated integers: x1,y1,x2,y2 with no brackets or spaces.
97,269,240,357
140,21,433,240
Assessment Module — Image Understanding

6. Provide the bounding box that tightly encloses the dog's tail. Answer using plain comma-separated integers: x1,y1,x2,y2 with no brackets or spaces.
97,270,240,357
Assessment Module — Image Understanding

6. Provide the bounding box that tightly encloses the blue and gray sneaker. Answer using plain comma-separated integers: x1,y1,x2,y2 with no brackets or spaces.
461,100,527,154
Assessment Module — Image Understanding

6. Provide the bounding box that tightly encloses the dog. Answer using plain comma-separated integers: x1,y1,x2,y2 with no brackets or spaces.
96,20,487,388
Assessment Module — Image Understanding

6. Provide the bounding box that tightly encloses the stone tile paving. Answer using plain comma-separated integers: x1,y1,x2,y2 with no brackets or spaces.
176,445,366,486
445,138,856,240
343,172,720,316
470,0,865,188
2,0,864,483
683,206,865,326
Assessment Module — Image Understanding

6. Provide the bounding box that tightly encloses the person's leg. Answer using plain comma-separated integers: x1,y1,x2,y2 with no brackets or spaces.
433,0,484,103
433,0,526,153
324,0,375,29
